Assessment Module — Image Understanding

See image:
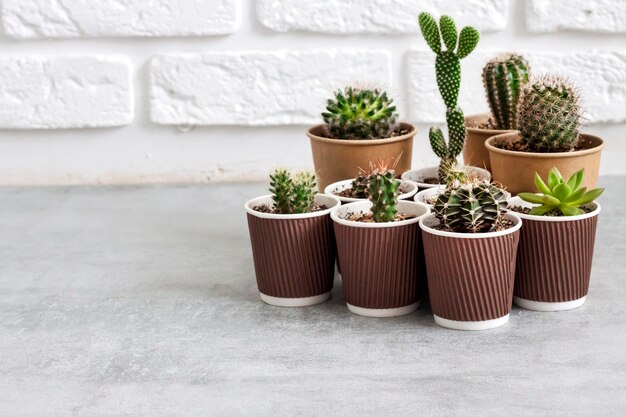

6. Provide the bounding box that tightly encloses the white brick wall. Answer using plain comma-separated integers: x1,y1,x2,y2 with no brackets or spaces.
526,0,626,33
257,0,508,34
1,0,240,38
0,56,132,129
0,0,625,184
150,51,391,126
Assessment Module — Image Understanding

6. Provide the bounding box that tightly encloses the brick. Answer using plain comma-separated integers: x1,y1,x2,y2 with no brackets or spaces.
1,0,240,39
257,0,507,34
0,56,133,129
526,0,626,33
407,50,626,124
150,51,392,126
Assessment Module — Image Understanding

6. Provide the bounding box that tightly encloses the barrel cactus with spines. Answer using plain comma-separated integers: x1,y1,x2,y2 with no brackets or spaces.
433,183,507,233
418,12,479,181
519,76,582,152
322,87,399,140
482,54,531,130
367,161,400,223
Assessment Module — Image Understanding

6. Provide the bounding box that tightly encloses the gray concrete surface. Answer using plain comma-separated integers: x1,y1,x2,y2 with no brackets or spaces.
1,178,625,417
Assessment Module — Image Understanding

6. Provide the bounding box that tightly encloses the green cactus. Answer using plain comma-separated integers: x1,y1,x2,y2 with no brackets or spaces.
418,12,479,181
292,171,317,214
269,168,293,214
519,168,603,216
322,87,399,140
433,183,508,233
518,76,582,152
482,54,531,130
269,169,318,214
367,160,400,223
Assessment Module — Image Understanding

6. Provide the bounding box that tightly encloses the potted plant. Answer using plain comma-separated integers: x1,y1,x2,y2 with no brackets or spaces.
420,182,522,330
245,169,341,307
402,13,490,190
509,168,603,311
307,87,417,191
486,76,605,195
465,54,531,171
330,160,428,317
324,159,418,203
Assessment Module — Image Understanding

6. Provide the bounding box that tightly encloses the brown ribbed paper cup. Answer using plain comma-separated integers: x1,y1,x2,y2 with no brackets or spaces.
509,197,600,312
331,200,429,317
246,194,341,307
420,213,522,331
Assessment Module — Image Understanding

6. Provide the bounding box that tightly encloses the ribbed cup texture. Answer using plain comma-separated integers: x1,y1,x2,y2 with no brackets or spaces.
247,213,336,298
333,222,421,309
515,215,598,302
422,230,520,322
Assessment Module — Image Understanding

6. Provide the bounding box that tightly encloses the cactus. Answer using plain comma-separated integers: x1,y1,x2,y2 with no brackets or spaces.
418,12,479,181
518,76,583,152
292,171,317,214
482,54,530,130
322,87,399,140
519,168,603,216
269,168,317,214
367,160,400,222
433,183,508,233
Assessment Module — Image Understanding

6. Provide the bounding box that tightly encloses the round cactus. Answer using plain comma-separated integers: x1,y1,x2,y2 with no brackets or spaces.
433,183,507,233
322,87,399,140
482,54,530,130
519,76,583,152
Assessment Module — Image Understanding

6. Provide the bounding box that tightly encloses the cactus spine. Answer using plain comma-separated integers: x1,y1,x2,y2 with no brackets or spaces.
269,168,317,214
322,87,399,140
418,12,479,181
367,160,400,223
482,54,530,129
433,183,507,233
519,76,582,152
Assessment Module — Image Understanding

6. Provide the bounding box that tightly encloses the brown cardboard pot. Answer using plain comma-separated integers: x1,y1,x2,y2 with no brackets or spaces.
509,197,601,312
420,213,522,331
330,200,429,317
486,132,604,195
464,113,512,171
245,194,341,307
307,122,416,191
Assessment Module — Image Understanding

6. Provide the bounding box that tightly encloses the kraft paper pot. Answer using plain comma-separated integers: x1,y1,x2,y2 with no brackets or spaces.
420,213,522,331
509,197,601,312
307,123,416,191
324,179,418,204
486,132,604,195
331,200,429,317
245,194,341,307
464,113,513,171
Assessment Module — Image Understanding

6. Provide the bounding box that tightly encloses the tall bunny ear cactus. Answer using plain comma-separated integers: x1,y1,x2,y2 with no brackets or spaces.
418,12,479,181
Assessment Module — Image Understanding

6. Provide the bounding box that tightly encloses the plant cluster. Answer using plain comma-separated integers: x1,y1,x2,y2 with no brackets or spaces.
367,159,401,223
322,87,399,140
269,168,317,214
434,182,508,233
418,12,479,181
518,76,583,152
519,168,603,216
482,54,531,130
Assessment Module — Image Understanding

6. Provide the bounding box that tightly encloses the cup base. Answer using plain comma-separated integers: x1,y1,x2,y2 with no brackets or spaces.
434,314,509,331
347,302,419,318
514,296,586,312
260,291,331,307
